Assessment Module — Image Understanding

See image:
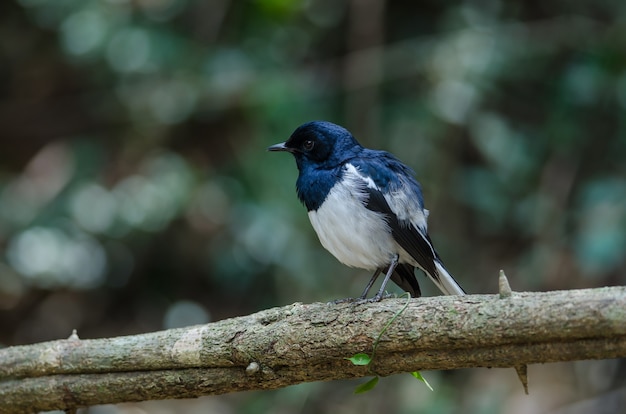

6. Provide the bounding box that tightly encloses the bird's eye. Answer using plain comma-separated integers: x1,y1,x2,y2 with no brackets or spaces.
303,140,315,151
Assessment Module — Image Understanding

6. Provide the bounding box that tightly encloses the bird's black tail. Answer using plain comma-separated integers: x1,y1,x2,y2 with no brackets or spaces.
390,264,421,298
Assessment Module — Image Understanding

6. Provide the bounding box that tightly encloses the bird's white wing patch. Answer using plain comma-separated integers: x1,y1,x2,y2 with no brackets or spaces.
383,189,428,232
345,163,428,232
344,163,378,190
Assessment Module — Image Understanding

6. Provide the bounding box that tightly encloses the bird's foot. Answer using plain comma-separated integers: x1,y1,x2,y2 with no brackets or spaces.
329,297,359,304
358,292,394,303
330,292,394,305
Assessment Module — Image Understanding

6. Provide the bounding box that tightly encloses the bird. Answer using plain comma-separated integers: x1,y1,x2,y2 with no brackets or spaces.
268,120,465,301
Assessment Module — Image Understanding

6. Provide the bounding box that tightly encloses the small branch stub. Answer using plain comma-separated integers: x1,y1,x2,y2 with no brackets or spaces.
246,362,260,376
497,270,528,393
514,364,529,395
499,270,513,298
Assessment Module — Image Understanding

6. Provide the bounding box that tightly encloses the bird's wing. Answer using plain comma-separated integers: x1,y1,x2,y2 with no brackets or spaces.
364,185,439,280
345,157,438,279
349,154,466,296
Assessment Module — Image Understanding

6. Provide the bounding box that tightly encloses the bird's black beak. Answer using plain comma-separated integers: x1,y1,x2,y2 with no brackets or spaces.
267,142,292,152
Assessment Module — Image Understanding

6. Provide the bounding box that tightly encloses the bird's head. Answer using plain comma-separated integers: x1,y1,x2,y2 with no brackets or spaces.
268,121,362,170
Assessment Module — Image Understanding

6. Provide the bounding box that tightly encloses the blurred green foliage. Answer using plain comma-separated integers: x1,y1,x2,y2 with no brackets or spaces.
1,0,625,412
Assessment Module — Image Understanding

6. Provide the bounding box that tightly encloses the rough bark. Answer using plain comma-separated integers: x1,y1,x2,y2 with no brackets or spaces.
1,286,625,413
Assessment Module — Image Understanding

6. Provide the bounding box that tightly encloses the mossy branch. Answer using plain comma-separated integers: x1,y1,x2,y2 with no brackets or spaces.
1,286,625,413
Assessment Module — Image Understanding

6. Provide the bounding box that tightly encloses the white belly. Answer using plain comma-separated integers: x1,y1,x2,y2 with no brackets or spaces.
307,180,397,270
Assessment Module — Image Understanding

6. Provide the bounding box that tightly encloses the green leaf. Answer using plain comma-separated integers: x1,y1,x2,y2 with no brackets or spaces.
410,371,434,391
345,353,372,366
354,376,379,394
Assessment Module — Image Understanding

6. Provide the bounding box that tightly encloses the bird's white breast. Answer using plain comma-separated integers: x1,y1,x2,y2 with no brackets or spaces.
307,164,397,270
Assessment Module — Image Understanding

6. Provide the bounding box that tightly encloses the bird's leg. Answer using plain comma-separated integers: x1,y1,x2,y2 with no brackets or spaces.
332,259,399,304
370,254,400,302
331,269,381,304
358,269,382,300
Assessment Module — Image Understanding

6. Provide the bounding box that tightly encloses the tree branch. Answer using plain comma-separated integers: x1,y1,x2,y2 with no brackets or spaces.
1,286,625,413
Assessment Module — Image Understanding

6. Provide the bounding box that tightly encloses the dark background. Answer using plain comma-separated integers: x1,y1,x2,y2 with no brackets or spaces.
1,0,625,412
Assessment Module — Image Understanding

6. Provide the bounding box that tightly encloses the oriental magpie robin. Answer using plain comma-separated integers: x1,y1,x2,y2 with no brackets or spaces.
268,121,465,301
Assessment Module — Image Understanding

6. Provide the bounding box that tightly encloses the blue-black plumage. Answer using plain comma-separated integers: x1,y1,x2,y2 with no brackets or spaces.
268,120,465,301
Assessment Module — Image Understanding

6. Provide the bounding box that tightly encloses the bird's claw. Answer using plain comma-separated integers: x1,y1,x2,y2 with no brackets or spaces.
329,292,394,305
329,297,358,304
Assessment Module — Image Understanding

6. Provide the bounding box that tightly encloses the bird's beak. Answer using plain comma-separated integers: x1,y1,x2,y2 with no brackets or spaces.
267,142,292,152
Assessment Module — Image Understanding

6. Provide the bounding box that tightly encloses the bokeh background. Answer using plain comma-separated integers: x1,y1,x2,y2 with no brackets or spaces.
1,0,625,413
